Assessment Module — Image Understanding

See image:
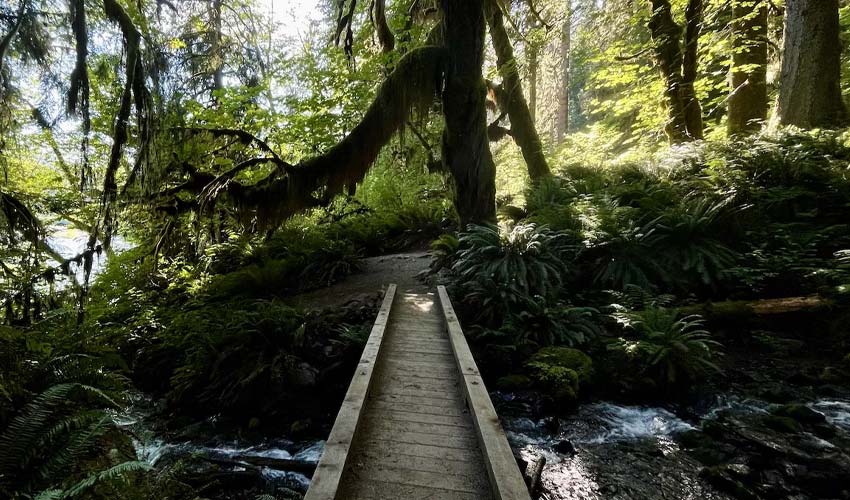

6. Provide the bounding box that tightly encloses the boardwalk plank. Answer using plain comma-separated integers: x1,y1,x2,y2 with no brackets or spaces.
307,288,529,500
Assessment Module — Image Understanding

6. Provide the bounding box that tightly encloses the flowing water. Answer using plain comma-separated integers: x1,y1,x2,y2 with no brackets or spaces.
113,390,850,498
498,393,850,500
113,393,324,495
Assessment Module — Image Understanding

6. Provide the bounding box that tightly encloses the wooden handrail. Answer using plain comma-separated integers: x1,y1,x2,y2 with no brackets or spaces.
437,285,531,500
304,284,397,500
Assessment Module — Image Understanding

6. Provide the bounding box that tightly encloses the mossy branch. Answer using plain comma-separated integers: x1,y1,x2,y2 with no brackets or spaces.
195,45,447,227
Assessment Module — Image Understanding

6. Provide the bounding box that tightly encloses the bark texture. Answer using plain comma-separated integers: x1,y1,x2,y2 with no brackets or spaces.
682,0,704,139
777,0,847,128
442,0,497,223
727,0,768,135
484,0,550,180
648,0,704,143
373,0,395,53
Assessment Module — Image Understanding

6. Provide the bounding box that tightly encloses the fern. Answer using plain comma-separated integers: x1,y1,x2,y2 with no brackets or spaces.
453,223,573,298
609,308,723,387
61,460,151,498
0,354,141,497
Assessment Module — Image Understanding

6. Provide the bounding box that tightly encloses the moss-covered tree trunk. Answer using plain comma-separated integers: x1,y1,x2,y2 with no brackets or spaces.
681,0,704,139
484,0,550,180
727,0,768,135
648,0,704,143
777,0,847,128
442,0,497,224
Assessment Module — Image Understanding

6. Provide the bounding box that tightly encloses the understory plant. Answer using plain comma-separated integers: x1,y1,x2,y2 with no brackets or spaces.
453,223,573,299
608,307,723,389
0,353,149,498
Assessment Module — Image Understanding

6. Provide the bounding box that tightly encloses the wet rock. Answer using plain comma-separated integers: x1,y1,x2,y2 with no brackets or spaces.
700,465,759,500
757,384,798,404
553,439,576,455
678,429,713,449
786,370,819,386
815,384,848,398
543,416,560,434
794,455,850,498
772,404,827,425
811,423,837,439
762,415,802,434
818,366,847,384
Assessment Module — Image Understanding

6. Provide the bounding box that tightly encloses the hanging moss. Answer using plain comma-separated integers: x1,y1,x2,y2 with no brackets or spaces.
200,46,448,228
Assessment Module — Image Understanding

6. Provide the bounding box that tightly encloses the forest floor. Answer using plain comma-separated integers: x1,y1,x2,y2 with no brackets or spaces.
289,251,432,309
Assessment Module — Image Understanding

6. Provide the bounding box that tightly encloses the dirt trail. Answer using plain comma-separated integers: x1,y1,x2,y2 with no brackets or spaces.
289,252,432,310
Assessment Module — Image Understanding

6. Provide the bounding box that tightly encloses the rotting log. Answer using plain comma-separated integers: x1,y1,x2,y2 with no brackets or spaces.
677,295,833,319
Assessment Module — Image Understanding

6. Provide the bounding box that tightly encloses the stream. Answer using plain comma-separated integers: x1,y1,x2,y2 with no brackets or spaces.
497,394,850,500
116,390,850,499
113,393,324,497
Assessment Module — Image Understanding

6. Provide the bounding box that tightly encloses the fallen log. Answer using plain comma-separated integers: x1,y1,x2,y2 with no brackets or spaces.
197,454,317,476
677,295,834,319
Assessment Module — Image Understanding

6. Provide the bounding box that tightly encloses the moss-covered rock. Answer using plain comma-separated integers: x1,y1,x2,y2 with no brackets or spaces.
526,347,593,407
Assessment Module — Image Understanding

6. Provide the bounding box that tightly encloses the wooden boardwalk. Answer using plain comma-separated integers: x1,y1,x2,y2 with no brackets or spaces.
305,285,530,500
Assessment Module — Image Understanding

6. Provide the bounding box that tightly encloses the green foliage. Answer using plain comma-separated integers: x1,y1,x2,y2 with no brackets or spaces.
429,233,460,272
0,353,143,498
453,223,573,299
609,308,722,387
476,297,603,348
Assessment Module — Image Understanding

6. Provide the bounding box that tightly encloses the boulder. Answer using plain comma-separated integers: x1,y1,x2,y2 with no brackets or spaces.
700,465,759,500
526,347,593,408
553,439,576,455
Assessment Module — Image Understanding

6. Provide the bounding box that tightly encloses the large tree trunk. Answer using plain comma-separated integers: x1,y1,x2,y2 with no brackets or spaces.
442,0,497,224
777,0,847,128
648,0,690,143
484,0,550,180
727,0,768,136
555,1,571,143
681,0,704,139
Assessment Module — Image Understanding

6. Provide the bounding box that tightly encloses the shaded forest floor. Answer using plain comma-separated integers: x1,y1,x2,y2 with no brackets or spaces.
289,251,432,309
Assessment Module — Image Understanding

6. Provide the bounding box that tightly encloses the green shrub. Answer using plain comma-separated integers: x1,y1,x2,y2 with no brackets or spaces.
480,298,604,347
453,223,573,299
0,354,147,498
608,308,722,388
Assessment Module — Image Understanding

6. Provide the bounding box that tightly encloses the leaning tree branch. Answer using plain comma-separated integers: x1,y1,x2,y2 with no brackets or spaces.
187,46,448,227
